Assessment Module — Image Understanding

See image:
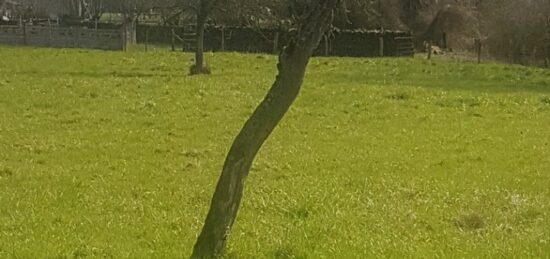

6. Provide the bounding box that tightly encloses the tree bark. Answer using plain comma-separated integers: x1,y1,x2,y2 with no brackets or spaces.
129,17,137,45
122,12,137,46
191,0,340,258
191,0,213,75
194,17,206,72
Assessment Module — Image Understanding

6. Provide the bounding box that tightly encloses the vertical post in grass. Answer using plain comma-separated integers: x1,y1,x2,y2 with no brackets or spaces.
184,32,187,52
75,27,80,48
475,38,482,64
48,18,52,47
524,44,529,65
122,23,127,52
171,28,175,51
324,35,330,56
531,47,537,66
145,28,149,52
94,18,99,50
221,26,225,51
378,35,384,57
442,32,447,49
94,19,100,49
427,40,432,60
22,21,27,45
273,31,279,54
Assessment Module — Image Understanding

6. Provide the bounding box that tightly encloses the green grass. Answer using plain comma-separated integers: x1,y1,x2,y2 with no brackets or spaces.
1,45,550,258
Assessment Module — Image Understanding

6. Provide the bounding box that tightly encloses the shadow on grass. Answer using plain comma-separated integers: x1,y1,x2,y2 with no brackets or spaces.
309,57,550,94
69,70,185,79
8,70,185,79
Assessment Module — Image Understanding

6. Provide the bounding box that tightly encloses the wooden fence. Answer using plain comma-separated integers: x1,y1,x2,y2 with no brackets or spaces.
137,25,415,58
0,24,124,50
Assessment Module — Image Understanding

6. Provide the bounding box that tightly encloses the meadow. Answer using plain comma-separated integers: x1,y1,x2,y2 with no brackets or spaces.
0,45,549,258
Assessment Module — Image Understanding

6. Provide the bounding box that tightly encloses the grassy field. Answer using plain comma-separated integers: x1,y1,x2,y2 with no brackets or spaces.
1,45,550,258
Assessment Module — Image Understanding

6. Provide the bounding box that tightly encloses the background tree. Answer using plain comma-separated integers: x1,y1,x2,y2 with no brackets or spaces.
102,0,156,44
84,0,105,21
59,0,84,18
190,0,217,75
215,0,288,28
479,0,550,65
191,0,341,257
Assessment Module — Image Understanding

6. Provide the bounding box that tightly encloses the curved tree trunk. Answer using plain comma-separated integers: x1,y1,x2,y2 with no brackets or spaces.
191,0,340,258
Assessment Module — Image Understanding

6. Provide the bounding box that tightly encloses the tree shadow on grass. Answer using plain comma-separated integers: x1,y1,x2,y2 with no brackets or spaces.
272,245,308,259
8,70,185,79
69,70,185,79
309,57,550,94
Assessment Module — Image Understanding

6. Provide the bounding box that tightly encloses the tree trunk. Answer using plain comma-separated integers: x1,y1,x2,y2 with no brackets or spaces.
77,0,83,18
190,0,340,258
191,0,210,75
194,18,206,72
122,13,137,46
129,16,138,45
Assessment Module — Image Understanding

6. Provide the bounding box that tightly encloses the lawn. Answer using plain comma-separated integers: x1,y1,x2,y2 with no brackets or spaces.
0,46,549,258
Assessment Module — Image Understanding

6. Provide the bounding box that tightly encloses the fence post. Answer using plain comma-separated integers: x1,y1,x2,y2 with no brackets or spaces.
221,26,226,51
475,38,482,64
442,32,447,49
145,28,149,52
378,36,384,57
22,22,27,45
272,31,279,54
48,18,52,47
545,52,549,68
427,41,432,60
324,35,330,56
122,24,127,51
94,19,98,49
181,31,185,52
75,27,80,48
171,28,175,51
532,46,537,66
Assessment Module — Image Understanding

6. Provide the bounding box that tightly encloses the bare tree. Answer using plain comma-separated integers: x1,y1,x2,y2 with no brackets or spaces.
480,0,550,65
57,0,83,18
101,0,156,44
84,0,104,21
191,0,341,257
